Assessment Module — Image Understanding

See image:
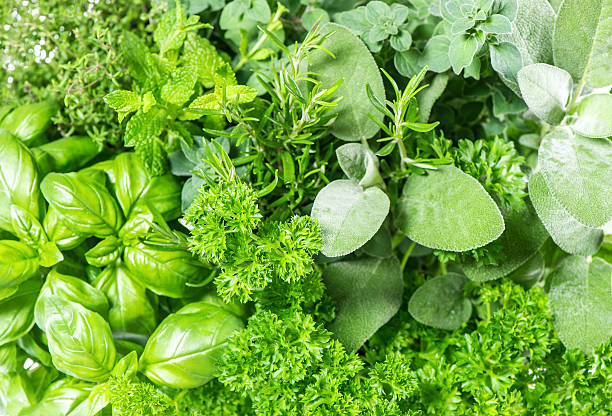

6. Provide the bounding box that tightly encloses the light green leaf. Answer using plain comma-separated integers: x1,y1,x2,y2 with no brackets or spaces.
9,204,46,246
223,85,258,104
517,63,572,124
0,101,58,146
395,165,505,252
161,65,198,106
335,143,383,188
449,34,479,74
182,33,225,88
124,108,167,147
461,201,549,282
93,264,157,335
571,94,612,138
480,14,512,34
308,23,385,142
0,279,40,346
548,256,612,353
389,30,412,52
490,42,523,86
553,0,612,87
43,207,86,251
408,273,471,330
17,379,91,416
420,36,451,73
361,223,393,258
103,90,141,115
323,256,403,352
41,172,122,237
140,302,243,388
311,180,390,257
529,172,603,256
0,240,39,290
38,295,116,382
539,127,612,228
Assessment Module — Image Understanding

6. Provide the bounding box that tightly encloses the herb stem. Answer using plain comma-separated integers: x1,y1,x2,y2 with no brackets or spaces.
401,241,416,270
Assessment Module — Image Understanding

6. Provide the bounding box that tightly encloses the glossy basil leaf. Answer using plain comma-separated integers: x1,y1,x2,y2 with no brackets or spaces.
408,273,471,330
0,101,58,145
31,136,103,175
336,143,383,188
93,264,157,335
41,172,122,237
113,152,181,220
529,172,603,256
111,351,138,378
0,279,40,346
311,180,390,257
0,240,39,289
17,333,53,367
517,63,572,124
538,128,612,228
462,201,548,282
553,0,612,87
124,241,208,298
9,204,46,246
66,382,110,416
395,165,505,252
571,94,612,138
140,302,244,388
85,236,122,267
0,130,43,234
37,295,116,382
36,269,109,329
323,256,403,352
18,379,92,416
43,207,87,250
309,23,385,142
37,242,63,268
548,256,612,353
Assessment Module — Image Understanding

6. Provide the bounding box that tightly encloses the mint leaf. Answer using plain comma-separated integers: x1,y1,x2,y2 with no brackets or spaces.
124,108,168,147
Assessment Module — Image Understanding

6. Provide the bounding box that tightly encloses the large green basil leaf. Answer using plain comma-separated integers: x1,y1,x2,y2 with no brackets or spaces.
553,0,612,88
408,273,472,330
31,136,102,175
140,302,243,388
124,242,207,298
395,165,505,252
461,201,548,282
311,180,390,257
41,172,122,237
93,264,157,335
35,269,109,329
529,172,603,256
18,379,92,416
113,152,181,220
0,240,39,289
0,279,41,346
308,23,385,142
85,236,122,268
548,256,612,353
43,207,87,250
323,256,403,352
37,295,116,382
538,127,612,228
0,101,58,145
0,130,43,234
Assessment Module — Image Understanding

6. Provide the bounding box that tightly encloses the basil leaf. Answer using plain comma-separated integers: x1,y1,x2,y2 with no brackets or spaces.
140,302,244,388
43,207,87,250
538,127,612,228
17,379,91,416
113,152,181,220
395,165,505,252
0,101,58,145
0,130,43,234
571,93,612,138
548,256,612,353
93,264,157,335
0,279,40,346
517,63,572,124
311,180,390,257
41,172,122,237
0,240,39,290
323,256,403,352
408,273,471,330
553,0,612,87
461,201,548,282
35,269,109,329
124,242,208,298
37,295,116,382
85,236,122,268
529,172,603,256
309,23,385,142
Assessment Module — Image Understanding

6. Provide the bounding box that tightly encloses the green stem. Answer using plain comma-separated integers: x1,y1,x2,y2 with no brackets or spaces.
401,241,416,271
567,79,585,112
